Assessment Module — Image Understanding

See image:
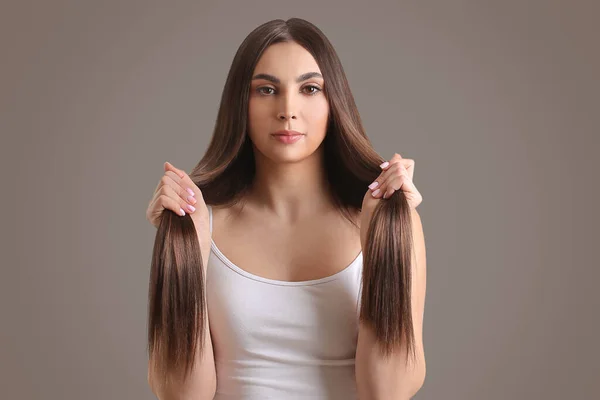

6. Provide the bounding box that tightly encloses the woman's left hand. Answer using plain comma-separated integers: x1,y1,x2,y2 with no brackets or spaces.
369,153,423,209
360,153,422,249
364,153,423,210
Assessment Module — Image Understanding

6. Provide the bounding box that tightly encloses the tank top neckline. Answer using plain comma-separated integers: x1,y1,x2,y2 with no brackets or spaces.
207,205,363,287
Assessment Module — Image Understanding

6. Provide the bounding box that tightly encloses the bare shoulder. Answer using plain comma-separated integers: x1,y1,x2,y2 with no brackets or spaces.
209,203,240,230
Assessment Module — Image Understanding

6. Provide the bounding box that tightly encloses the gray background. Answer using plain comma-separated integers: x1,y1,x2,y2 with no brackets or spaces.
2,0,598,399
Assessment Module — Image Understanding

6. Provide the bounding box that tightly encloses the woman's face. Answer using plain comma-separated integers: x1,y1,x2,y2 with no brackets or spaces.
247,41,329,163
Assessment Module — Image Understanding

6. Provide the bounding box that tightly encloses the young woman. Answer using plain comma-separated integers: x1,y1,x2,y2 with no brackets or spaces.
145,18,426,400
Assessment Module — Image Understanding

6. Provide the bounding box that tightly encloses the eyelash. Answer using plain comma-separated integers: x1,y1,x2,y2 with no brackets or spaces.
256,85,322,96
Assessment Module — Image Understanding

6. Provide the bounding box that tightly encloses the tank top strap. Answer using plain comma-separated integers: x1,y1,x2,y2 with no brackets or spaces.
208,204,213,234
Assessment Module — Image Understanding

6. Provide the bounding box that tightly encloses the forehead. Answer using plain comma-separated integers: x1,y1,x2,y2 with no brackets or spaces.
253,41,322,79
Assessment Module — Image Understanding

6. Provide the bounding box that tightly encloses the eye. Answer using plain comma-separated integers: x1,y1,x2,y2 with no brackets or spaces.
255,85,322,96
257,86,275,95
303,85,322,95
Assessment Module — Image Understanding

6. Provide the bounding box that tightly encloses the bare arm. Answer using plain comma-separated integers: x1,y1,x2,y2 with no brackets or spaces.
148,241,217,400
355,208,427,399
146,162,217,399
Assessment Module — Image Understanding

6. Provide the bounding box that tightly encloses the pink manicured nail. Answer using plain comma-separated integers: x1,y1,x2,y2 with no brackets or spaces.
187,195,196,204
372,189,381,197
186,187,195,196
380,161,389,169
187,204,196,212
368,181,379,190
179,208,186,216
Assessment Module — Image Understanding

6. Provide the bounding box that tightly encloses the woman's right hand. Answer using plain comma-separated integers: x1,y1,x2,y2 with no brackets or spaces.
146,161,212,270
146,161,207,227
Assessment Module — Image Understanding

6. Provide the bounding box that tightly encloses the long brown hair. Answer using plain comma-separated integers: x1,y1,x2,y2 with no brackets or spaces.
148,17,416,388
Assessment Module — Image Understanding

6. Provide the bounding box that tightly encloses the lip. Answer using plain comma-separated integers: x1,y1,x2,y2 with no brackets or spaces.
271,130,305,136
272,134,303,144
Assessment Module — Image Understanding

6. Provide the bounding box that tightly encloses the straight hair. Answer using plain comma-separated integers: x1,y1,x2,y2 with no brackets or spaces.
147,17,416,388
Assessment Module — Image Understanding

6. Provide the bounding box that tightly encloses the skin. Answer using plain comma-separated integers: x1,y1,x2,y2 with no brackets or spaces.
146,38,425,398
154,43,424,279
209,42,424,283
209,40,362,282
244,40,333,222
151,41,427,398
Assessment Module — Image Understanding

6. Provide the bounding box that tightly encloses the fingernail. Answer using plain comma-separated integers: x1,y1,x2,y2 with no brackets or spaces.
380,161,389,169
368,181,379,190
372,189,381,197
186,187,195,196
187,195,196,205
179,208,186,216
187,204,196,212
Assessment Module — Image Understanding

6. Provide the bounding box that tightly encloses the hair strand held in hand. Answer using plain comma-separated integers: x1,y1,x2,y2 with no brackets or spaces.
147,17,417,388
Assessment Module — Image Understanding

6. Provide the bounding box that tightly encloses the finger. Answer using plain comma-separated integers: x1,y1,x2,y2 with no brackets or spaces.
165,171,197,204
153,161,185,194
368,169,387,195
164,161,185,179
382,176,403,199
400,158,415,181
148,182,184,218
380,153,403,170
165,162,201,202
159,184,197,214
384,154,413,177
383,173,419,200
167,165,206,205
371,161,401,196
179,170,204,203
381,175,408,199
377,155,414,191
369,158,396,191
148,191,187,220
156,191,188,217
375,163,410,198
156,171,197,207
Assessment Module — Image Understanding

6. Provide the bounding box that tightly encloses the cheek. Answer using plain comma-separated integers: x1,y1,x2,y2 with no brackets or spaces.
248,99,263,122
306,98,329,130
247,99,271,135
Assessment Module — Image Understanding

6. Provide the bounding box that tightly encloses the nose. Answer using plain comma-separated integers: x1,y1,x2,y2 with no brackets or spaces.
277,111,296,120
277,89,297,120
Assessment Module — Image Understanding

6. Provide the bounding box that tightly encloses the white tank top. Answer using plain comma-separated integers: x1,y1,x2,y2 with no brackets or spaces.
205,205,364,399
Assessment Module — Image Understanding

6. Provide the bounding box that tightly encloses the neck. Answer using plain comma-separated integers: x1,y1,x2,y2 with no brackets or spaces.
245,145,334,222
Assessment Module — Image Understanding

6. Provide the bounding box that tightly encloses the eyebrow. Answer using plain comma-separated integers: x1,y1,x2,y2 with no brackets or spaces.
251,72,323,84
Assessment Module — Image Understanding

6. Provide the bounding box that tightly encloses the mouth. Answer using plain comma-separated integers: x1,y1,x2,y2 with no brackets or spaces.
271,130,305,137
271,132,305,144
